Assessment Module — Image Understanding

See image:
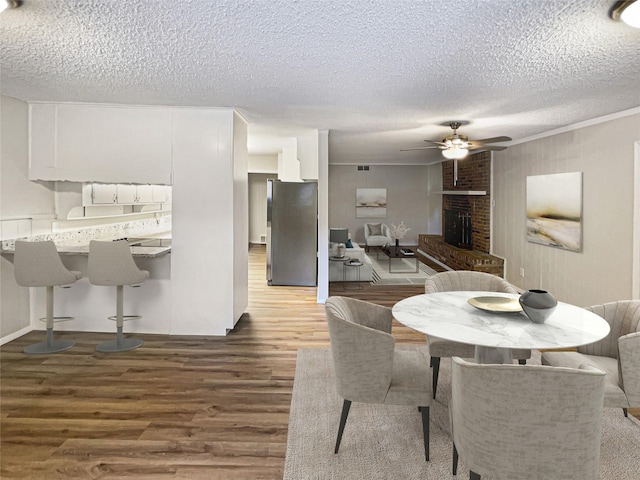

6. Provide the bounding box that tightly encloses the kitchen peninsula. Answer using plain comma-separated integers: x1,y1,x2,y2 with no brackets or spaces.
2,98,250,345
1,221,174,337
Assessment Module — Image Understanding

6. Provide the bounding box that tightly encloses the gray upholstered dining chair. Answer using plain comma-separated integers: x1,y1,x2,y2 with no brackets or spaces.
88,240,150,352
542,300,640,417
14,240,83,354
450,357,606,480
325,296,431,461
424,270,531,398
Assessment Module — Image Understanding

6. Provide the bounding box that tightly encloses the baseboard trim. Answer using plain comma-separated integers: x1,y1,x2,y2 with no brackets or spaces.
0,326,33,346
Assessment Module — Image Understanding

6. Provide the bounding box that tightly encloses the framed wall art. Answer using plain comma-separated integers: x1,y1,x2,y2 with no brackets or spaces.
356,188,387,218
526,172,582,252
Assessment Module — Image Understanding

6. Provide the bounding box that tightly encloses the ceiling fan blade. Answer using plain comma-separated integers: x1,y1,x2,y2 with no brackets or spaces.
468,144,508,152
470,136,512,144
423,140,449,146
400,146,443,151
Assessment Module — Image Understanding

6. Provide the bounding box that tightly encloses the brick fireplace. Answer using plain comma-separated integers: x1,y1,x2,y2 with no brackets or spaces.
419,151,505,276
441,151,491,253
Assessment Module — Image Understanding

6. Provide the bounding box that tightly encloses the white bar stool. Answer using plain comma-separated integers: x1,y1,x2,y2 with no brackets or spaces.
88,240,149,353
14,240,82,354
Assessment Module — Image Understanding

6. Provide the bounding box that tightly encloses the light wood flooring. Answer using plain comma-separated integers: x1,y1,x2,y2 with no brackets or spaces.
1,245,637,479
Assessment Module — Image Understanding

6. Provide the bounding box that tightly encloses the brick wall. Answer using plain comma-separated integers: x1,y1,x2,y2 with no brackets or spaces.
441,151,491,253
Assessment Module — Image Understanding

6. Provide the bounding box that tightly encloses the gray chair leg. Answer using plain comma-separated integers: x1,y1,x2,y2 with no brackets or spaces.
23,286,74,355
432,356,441,399
623,407,628,417
420,405,430,461
335,399,351,454
518,359,527,365
96,285,143,353
470,471,481,480
453,443,458,475
23,327,74,355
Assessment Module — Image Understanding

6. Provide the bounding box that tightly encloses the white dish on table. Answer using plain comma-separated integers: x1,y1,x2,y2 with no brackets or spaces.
467,296,522,313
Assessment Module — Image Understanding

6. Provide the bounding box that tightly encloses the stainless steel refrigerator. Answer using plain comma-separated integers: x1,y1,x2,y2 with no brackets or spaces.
266,180,318,286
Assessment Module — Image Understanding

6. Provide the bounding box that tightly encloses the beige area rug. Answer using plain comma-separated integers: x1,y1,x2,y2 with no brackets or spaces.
368,252,438,285
284,347,640,479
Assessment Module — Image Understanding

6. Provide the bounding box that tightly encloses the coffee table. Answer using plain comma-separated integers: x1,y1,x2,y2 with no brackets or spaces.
392,291,611,364
377,246,419,274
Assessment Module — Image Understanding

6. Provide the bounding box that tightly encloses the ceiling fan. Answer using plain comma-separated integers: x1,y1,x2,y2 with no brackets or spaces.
402,122,512,160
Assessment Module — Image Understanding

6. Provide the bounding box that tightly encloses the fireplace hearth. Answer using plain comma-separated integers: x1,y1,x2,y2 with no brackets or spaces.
444,209,472,250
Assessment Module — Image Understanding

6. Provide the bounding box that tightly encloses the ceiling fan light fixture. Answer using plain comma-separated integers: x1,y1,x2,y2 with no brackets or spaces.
442,146,469,160
611,0,640,28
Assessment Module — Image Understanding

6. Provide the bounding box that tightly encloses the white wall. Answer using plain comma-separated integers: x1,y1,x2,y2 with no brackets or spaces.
171,108,247,335
493,112,640,306
29,103,173,184
426,163,443,234
317,130,330,303
328,164,430,246
0,95,55,340
278,145,301,181
298,133,319,180
249,173,277,244
232,111,249,328
1,96,56,219
248,154,278,173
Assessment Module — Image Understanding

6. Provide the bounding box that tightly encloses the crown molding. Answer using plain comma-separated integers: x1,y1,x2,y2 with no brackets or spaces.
509,106,640,146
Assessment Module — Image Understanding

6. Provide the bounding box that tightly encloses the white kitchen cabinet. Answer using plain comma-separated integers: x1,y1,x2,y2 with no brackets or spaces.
115,184,137,204
118,184,157,205
136,185,154,204
116,185,154,204
29,103,173,184
92,184,118,204
152,185,172,203
82,183,170,206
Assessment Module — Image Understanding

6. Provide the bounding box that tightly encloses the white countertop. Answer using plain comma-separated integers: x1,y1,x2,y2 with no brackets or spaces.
1,231,171,258
53,244,170,258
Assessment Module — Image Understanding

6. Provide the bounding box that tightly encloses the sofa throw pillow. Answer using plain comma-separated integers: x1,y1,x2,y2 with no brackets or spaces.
346,239,354,248
368,223,383,236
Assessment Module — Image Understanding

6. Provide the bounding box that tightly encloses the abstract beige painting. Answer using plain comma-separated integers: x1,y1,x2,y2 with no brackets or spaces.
356,188,387,218
526,172,582,252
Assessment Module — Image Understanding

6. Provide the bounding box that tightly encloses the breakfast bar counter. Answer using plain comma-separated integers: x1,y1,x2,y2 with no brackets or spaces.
1,233,173,336
52,243,171,257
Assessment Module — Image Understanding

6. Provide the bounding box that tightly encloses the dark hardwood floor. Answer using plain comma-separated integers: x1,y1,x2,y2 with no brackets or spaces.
0,245,428,479
1,245,637,479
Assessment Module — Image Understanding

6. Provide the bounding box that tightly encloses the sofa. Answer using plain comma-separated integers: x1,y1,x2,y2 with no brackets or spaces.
329,241,372,282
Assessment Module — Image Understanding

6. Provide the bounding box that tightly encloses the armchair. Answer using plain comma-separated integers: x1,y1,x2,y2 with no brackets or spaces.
542,300,640,417
325,296,431,460
363,223,392,252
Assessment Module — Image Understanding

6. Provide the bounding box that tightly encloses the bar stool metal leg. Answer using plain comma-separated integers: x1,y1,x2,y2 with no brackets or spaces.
24,286,75,354
96,285,143,353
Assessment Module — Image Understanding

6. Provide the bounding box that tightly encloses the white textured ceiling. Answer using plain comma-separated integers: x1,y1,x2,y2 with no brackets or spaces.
1,0,639,164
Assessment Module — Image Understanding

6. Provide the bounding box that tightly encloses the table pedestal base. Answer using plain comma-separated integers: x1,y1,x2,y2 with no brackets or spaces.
474,346,513,364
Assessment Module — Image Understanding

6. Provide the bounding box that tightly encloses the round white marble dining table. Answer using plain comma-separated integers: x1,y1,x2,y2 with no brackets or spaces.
392,291,611,364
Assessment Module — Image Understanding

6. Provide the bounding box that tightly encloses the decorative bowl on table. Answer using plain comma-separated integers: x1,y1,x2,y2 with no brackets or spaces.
468,296,522,313
519,289,557,323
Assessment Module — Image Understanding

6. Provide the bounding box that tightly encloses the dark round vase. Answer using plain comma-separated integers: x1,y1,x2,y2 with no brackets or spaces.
519,289,557,324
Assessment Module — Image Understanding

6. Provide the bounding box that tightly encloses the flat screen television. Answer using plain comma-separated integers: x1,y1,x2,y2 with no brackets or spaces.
329,228,349,244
